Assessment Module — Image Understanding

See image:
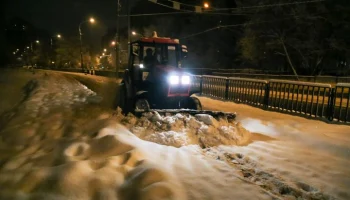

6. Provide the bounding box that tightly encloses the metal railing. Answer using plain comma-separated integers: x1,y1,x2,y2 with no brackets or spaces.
267,80,332,119
227,77,268,107
202,76,227,99
192,75,350,123
332,83,350,122
211,72,350,84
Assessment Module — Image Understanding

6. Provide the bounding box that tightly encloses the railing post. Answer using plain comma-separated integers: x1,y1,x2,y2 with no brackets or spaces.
328,88,336,121
225,78,229,100
263,82,270,109
199,76,203,95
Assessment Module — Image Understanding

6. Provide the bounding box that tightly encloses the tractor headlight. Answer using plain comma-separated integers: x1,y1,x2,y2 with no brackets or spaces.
181,76,190,84
168,75,180,85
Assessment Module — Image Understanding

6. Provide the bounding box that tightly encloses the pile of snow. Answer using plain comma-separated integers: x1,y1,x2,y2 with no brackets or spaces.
0,124,186,200
0,73,186,200
113,109,251,148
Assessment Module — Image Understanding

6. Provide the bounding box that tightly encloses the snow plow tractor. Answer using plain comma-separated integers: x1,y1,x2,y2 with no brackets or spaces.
118,32,235,120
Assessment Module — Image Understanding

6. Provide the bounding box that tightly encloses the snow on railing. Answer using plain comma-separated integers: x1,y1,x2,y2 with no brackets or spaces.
269,79,332,88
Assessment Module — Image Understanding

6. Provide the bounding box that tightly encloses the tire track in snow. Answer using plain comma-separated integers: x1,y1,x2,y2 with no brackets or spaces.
215,141,349,200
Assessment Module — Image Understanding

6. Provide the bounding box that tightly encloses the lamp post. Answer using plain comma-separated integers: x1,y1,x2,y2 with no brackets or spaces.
28,40,39,67
115,0,121,78
79,17,95,71
50,34,62,48
49,34,62,67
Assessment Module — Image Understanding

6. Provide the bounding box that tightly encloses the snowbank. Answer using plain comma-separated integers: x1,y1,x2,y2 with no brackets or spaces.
113,109,252,148
0,127,186,200
0,72,186,199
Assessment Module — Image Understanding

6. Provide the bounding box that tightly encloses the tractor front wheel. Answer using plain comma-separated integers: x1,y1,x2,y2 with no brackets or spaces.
135,98,150,112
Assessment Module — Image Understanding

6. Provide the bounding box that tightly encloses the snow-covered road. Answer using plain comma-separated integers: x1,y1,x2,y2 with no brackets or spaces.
0,69,349,200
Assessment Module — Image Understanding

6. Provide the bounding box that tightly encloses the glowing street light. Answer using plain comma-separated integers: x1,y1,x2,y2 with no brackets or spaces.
131,31,144,37
89,18,95,23
36,40,40,44
50,34,62,47
102,53,105,56
204,2,209,8
104,48,107,52
111,41,116,46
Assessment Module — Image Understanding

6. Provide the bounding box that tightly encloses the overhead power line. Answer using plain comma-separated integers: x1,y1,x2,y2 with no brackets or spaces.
119,11,249,17
148,0,325,13
164,0,207,9
210,0,325,11
122,0,326,17
180,16,303,39
148,0,192,12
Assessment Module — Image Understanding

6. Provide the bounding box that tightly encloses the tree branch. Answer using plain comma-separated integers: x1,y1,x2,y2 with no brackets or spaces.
280,37,299,80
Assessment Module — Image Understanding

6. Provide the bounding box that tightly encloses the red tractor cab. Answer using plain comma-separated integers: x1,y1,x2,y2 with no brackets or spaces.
119,32,202,114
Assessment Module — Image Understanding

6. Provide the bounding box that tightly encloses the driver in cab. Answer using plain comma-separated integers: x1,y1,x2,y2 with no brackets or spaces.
143,48,159,82
143,48,158,69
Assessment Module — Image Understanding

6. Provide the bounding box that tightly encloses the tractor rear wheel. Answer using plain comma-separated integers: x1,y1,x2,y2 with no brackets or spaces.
185,97,202,110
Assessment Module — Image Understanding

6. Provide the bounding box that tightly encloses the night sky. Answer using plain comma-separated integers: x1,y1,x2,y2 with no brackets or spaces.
4,0,139,50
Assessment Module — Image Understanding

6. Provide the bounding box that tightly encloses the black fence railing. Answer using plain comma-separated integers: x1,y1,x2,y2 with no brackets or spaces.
228,77,268,107
211,72,350,84
333,83,350,122
191,75,350,123
267,80,332,119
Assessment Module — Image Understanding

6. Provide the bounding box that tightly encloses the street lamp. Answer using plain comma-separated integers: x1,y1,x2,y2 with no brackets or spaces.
111,41,116,46
104,48,107,52
36,40,40,44
51,34,62,47
131,31,144,37
79,17,95,71
49,34,62,65
204,2,210,8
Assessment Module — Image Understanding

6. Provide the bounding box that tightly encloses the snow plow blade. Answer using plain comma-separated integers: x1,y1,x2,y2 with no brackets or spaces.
134,109,236,122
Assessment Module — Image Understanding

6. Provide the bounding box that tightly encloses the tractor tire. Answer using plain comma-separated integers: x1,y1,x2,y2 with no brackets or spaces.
118,83,132,115
135,98,150,112
186,97,202,110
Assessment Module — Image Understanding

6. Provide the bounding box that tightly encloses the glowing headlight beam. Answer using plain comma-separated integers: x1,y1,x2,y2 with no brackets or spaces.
169,75,180,85
181,76,190,84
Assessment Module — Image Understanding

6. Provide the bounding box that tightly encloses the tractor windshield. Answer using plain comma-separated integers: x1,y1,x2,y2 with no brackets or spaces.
142,44,180,68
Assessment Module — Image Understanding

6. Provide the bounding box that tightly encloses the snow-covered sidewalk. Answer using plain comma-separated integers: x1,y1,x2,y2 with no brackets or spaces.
199,96,350,199
0,69,349,200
